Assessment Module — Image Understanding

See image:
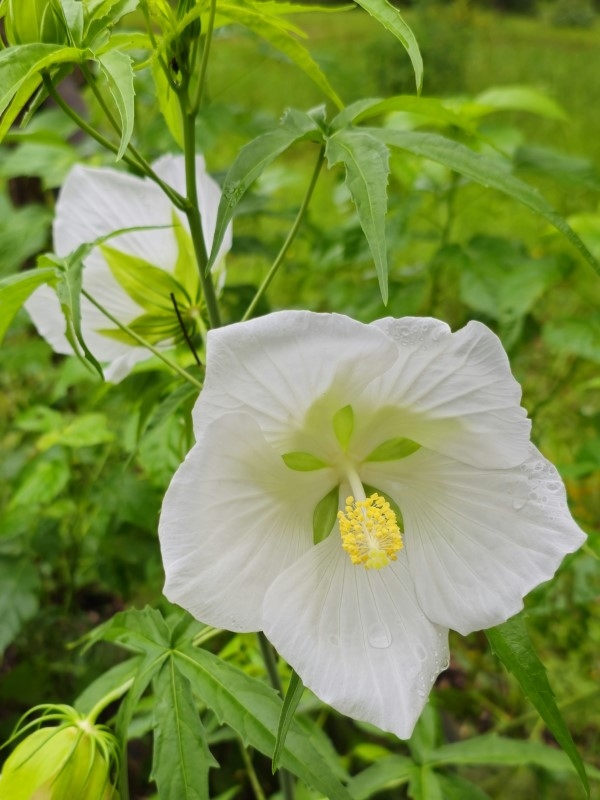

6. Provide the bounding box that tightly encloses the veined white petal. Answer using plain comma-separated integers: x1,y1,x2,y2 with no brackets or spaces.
360,318,531,469
193,311,399,453
159,412,334,632
362,445,586,635
263,534,449,740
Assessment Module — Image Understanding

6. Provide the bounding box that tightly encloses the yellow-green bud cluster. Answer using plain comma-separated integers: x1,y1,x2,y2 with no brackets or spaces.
4,0,67,46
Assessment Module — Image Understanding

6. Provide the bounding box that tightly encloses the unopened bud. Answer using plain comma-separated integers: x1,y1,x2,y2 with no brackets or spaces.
4,0,67,46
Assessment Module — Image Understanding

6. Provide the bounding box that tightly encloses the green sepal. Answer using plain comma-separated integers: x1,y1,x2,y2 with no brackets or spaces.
312,486,339,545
282,452,328,471
332,404,354,451
172,210,200,301
365,437,421,462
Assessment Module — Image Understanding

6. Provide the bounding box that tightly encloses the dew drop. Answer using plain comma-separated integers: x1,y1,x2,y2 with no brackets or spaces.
416,688,425,698
367,623,392,649
416,644,427,662
512,496,527,511
440,656,450,671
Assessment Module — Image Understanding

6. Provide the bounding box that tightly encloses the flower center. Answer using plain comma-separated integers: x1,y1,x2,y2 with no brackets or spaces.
338,492,403,570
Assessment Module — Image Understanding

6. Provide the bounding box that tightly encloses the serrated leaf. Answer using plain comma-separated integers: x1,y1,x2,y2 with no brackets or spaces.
365,437,421,462
346,755,415,800
352,0,422,94
208,109,322,269
369,128,599,274
486,615,589,797
272,670,304,773
0,267,58,343
326,128,390,303
85,0,140,45
81,605,172,655
282,451,328,471
0,558,40,655
96,49,135,160
151,659,216,800
313,486,339,545
174,645,354,800
216,1,343,109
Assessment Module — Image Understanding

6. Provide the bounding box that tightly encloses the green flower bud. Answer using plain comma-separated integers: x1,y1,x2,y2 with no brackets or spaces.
4,0,66,46
0,711,119,800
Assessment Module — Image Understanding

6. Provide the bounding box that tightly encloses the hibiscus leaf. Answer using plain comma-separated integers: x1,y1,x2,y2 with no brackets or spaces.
0,267,58,344
486,614,589,797
282,451,328,471
75,657,143,715
272,669,304,773
367,128,599,275
207,108,323,271
0,557,40,656
95,50,135,161
332,404,354,450
331,96,473,134
352,0,423,94
313,486,339,545
325,128,390,304
151,658,217,800
346,755,415,800
365,437,421,462
174,645,354,800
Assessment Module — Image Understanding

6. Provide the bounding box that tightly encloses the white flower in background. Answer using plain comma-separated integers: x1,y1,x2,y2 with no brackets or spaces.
159,311,585,739
26,155,232,382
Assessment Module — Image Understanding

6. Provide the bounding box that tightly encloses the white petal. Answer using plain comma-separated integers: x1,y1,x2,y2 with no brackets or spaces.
362,446,586,635
24,284,73,355
263,534,449,740
193,311,399,452
159,412,335,632
359,318,531,469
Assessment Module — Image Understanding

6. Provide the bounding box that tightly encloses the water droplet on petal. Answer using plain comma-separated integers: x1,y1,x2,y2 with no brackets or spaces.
440,656,450,671
512,495,527,511
416,644,427,661
367,623,392,649
416,688,425,698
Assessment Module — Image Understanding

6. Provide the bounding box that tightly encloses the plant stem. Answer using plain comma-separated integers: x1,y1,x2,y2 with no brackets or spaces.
42,73,187,211
86,679,135,725
191,0,217,114
82,289,203,389
180,97,221,329
243,145,325,322
238,743,268,800
258,633,295,800
170,292,203,366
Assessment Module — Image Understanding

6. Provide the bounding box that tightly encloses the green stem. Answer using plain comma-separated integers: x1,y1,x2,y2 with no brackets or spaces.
191,0,217,114
180,98,221,329
257,633,295,800
86,679,134,725
42,73,187,211
81,289,204,389
238,743,268,800
243,145,325,322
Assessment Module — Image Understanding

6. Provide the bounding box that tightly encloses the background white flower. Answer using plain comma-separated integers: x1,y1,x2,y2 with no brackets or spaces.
159,311,586,739
25,155,232,382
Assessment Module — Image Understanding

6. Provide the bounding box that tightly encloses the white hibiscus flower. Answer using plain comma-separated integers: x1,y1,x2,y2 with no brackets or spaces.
26,155,231,382
158,311,585,739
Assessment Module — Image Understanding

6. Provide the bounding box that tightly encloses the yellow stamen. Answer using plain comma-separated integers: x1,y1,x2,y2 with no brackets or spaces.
338,493,403,570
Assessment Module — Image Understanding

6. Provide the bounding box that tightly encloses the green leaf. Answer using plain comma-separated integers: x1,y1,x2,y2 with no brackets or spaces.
152,56,184,149
486,614,589,797
55,0,85,46
434,773,491,800
365,437,421,462
101,244,186,311
408,765,444,800
369,128,599,274
325,128,390,303
36,412,114,450
81,605,172,655
352,0,423,94
332,404,354,450
174,645,354,800
331,95,473,134
84,0,140,45
75,657,143,715
256,1,354,14
151,659,216,800
313,486,339,545
543,316,600,363
99,311,182,346
472,85,567,121
0,267,58,343
282,451,328,471
96,49,135,160
208,109,322,270
346,756,415,800
272,670,304,773
0,558,40,655
216,1,343,109
10,450,70,509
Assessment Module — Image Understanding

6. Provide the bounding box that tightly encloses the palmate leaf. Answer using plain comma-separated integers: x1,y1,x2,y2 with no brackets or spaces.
486,614,589,797
0,267,58,343
352,0,423,94
207,109,322,270
325,128,390,303
96,49,135,160
84,0,140,46
367,127,599,275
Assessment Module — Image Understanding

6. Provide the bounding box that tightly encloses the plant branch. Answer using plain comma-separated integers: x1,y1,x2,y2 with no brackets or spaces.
191,0,217,114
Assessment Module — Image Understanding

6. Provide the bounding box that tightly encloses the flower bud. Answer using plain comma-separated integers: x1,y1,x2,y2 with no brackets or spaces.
4,0,66,46
0,714,119,799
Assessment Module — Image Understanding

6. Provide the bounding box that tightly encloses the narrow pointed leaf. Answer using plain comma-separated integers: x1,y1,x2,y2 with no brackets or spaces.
101,245,186,311
369,128,599,274
272,670,304,773
365,437,421,462
346,756,415,800
313,486,339,545
96,50,135,160
282,451,328,471
352,0,422,93
332,96,473,133
208,109,322,270
0,267,58,343
486,615,589,797
326,128,390,303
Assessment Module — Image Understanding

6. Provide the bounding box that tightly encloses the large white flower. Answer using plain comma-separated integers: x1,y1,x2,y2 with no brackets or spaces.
26,155,232,382
159,311,585,739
